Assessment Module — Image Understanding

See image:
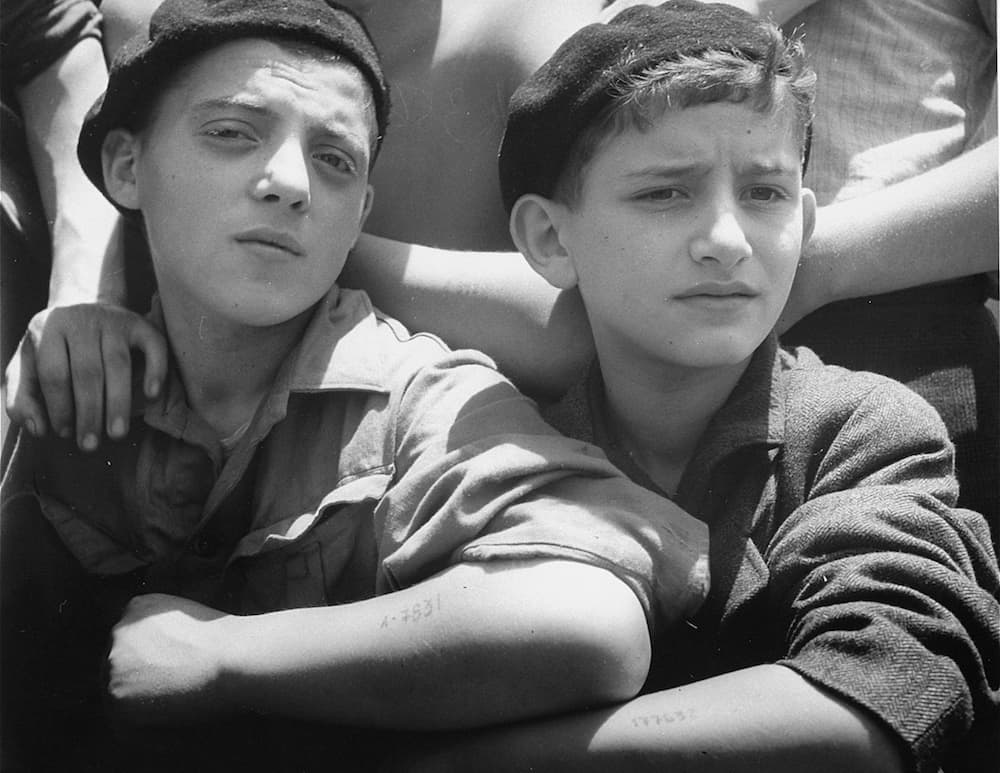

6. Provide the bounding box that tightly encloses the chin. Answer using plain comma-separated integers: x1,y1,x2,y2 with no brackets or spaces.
669,334,765,370
228,286,328,326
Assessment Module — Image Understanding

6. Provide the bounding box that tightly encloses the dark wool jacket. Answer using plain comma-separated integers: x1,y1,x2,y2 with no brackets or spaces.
543,334,1000,773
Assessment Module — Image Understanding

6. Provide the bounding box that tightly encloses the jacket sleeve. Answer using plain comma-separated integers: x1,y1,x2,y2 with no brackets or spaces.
768,372,1000,772
372,348,710,634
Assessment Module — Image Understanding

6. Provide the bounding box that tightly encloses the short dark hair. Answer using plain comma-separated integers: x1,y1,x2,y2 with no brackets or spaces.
498,1,816,213
553,24,815,207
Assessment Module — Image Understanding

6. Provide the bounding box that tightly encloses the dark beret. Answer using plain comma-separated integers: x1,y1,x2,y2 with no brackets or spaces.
498,0,779,212
78,0,389,207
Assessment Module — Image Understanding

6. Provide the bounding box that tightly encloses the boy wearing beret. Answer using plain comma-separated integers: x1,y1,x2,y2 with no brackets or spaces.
0,0,710,768
396,3,1000,771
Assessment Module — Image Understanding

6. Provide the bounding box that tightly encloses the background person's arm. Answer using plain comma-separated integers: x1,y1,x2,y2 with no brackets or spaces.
107,559,650,728
5,29,166,448
17,35,121,308
342,234,594,398
780,137,999,330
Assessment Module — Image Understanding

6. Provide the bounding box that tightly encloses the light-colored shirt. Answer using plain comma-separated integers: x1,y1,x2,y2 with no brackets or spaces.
1,286,708,627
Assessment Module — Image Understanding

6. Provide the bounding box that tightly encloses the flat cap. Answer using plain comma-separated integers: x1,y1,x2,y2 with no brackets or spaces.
498,0,777,212
78,0,389,206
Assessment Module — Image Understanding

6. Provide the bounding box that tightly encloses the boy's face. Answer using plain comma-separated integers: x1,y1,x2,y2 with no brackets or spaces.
105,38,375,329
553,101,815,374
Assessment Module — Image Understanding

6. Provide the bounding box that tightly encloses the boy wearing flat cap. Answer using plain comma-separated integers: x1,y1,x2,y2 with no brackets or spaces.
0,0,710,768
394,3,1000,772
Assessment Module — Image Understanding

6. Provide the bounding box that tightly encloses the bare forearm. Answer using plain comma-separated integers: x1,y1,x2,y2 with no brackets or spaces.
343,234,592,398
213,560,649,729
399,664,906,772
791,139,999,318
18,38,124,305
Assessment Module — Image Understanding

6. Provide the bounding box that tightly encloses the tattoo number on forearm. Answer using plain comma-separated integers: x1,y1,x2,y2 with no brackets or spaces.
380,594,442,629
630,709,695,728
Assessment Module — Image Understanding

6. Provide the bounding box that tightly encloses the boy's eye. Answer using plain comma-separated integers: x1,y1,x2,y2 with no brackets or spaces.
746,185,788,202
636,187,684,203
202,123,255,141
314,150,356,174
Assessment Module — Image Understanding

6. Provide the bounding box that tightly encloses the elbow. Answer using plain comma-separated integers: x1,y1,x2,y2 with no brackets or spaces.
579,601,651,704
538,567,651,708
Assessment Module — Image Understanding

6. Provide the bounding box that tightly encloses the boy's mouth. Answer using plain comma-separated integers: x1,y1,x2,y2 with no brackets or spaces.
675,281,757,299
235,228,305,257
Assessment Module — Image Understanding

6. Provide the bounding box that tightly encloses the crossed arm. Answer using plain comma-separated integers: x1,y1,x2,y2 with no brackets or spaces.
387,664,906,773
107,558,650,728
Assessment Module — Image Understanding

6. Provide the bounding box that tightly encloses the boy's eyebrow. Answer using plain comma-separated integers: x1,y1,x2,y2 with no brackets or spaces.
191,95,275,119
190,95,366,144
622,159,799,179
622,161,713,179
740,160,800,177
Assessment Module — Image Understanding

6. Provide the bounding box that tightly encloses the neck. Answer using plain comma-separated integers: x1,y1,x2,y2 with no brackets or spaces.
597,346,749,496
159,296,314,440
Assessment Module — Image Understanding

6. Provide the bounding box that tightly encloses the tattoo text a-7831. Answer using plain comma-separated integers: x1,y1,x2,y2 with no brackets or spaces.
379,594,442,629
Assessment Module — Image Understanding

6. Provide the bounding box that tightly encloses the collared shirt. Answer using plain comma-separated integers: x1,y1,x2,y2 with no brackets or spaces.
2,287,708,627
543,335,1000,772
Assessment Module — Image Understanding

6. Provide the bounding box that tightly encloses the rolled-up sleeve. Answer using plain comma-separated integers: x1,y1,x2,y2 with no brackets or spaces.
768,379,1000,771
373,350,710,632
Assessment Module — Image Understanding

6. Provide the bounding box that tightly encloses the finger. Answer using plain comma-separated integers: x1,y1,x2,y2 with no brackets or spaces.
4,338,48,436
101,327,134,439
128,319,168,400
65,328,107,452
34,332,75,441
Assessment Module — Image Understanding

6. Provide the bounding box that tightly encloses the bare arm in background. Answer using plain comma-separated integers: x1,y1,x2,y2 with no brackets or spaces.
4,32,165,447
779,137,999,328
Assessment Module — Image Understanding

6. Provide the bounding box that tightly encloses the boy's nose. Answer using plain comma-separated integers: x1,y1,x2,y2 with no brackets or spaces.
252,139,311,212
688,207,751,270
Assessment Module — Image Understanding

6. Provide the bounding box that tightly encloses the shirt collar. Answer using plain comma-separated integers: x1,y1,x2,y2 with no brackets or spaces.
545,334,786,494
134,285,394,439
692,333,785,458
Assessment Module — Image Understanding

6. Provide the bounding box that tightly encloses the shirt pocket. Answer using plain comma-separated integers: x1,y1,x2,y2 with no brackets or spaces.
233,471,392,613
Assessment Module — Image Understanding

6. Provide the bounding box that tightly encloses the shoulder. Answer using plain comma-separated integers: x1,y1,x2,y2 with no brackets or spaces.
775,344,957,503
778,344,948,440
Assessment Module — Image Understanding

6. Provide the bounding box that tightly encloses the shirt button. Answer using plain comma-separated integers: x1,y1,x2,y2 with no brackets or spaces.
193,535,218,557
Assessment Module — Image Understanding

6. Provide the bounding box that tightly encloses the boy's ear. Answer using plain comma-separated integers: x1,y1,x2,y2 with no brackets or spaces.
361,184,374,225
800,187,817,246
509,194,578,290
101,128,142,211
